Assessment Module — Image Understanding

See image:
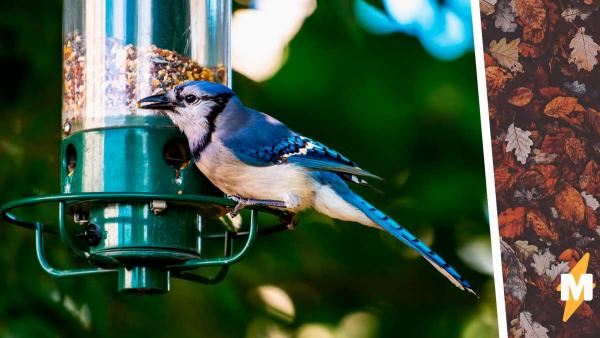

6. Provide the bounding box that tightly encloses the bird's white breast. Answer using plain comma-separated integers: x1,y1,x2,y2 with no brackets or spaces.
195,140,316,211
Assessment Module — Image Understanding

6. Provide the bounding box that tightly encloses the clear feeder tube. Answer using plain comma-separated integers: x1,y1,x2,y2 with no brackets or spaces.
62,0,231,135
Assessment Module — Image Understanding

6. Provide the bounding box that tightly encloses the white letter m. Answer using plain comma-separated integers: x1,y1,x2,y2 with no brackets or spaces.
561,274,594,301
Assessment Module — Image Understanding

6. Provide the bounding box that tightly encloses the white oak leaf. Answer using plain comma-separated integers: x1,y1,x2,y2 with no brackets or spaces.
569,27,600,72
490,38,523,73
545,261,570,283
519,312,550,338
495,0,517,32
531,249,555,276
581,191,599,210
513,240,538,260
561,7,592,22
505,123,533,165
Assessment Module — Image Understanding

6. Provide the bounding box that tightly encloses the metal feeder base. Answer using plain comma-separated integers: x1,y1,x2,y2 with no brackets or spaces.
119,266,170,294
1,193,290,292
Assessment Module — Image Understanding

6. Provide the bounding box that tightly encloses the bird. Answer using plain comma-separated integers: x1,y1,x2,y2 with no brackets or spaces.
138,80,476,295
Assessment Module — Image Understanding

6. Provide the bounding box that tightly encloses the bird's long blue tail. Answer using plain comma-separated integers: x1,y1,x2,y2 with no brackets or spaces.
344,191,476,296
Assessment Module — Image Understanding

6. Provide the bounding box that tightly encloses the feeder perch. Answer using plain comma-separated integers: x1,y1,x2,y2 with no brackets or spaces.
1,0,288,294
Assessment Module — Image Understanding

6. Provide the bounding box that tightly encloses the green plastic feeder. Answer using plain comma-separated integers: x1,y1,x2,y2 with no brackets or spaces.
1,0,288,294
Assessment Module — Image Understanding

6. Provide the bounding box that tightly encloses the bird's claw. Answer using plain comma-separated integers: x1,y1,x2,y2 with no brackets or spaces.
280,212,299,231
226,195,247,218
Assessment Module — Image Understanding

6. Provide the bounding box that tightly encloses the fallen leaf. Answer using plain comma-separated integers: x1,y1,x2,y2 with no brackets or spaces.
580,160,600,192
540,128,574,153
481,0,497,16
531,249,556,276
499,207,526,238
569,27,600,72
528,209,558,240
587,207,597,231
508,87,533,106
518,42,542,58
514,171,550,202
563,81,586,96
495,164,524,192
555,185,585,224
561,7,593,22
502,241,527,301
559,248,581,268
564,137,587,166
581,191,599,210
545,261,570,282
514,240,539,260
588,108,600,138
523,26,545,44
538,87,566,99
505,123,533,165
490,38,524,73
543,96,578,118
486,66,513,96
532,149,557,164
515,0,546,29
495,0,517,32
516,0,546,43
484,52,496,66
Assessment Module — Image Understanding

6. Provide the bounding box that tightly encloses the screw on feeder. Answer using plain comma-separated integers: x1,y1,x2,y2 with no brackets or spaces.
75,223,102,247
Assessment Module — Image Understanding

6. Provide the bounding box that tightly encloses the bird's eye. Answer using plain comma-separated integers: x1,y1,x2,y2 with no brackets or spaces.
184,94,198,104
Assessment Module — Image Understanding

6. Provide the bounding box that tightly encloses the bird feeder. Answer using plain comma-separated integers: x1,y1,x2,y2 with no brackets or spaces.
1,0,287,294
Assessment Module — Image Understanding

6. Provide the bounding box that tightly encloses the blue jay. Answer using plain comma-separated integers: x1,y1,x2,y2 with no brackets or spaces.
138,81,475,295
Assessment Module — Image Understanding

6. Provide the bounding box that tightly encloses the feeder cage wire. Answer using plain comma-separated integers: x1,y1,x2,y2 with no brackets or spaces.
1,0,288,294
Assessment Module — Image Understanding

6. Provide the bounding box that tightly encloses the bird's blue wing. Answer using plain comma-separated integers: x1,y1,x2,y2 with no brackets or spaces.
236,135,382,181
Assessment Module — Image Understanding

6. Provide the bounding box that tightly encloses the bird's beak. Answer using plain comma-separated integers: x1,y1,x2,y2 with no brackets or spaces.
137,93,179,111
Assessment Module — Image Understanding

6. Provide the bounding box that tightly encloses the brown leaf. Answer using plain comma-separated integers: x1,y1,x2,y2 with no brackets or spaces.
519,42,542,58
586,206,597,231
523,26,545,44
543,96,578,118
564,137,587,166
484,52,496,67
538,87,565,99
540,127,575,153
499,207,527,238
555,185,585,224
515,170,550,200
516,0,547,44
515,0,546,29
580,160,600,193
527,209,558,240
486,66,513,96
495,164,524,192
588,108,600,137
508,87,534,106
558,248,580,269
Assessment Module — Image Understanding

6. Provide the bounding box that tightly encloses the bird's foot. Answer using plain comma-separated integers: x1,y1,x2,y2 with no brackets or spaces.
279,212,299,231
227,195,287,218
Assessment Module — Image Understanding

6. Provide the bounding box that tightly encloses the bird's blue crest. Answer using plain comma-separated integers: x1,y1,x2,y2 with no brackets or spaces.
175,81,234,97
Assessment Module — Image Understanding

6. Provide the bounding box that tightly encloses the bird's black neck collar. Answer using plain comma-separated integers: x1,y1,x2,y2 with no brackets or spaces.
191,93,234,161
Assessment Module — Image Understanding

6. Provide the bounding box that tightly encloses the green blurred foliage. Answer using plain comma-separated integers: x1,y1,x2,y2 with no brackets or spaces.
0,1,496,337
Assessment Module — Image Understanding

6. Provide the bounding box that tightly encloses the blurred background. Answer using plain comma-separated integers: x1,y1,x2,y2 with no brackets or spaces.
0,0,496,337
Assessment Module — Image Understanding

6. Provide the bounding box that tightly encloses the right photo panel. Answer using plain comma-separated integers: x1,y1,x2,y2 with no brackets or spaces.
477,0,600,337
